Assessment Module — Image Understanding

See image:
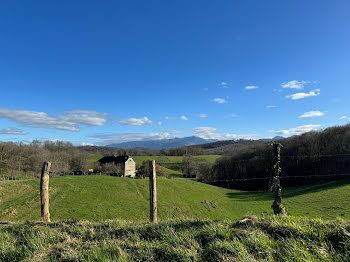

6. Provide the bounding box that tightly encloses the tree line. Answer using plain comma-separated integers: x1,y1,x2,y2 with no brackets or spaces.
208,124,350,190
0,140,88,177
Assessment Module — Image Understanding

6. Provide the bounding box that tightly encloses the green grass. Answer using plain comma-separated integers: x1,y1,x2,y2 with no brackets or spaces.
1,216,349,261
88,154,103,162
131,155,220,164
1,176,350,222
132,155,221,172
88,154,221,176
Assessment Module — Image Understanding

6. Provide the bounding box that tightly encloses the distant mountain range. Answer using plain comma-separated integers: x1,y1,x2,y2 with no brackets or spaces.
106,136,218,149
259,136,284,142
106,136,285,149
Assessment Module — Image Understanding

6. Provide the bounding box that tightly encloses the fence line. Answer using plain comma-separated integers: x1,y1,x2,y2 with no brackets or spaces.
214,153,350,165
209,173,350,183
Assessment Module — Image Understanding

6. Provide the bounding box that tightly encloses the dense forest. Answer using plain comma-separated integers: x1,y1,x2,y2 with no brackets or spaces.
0,141,87,177
208,124,350,190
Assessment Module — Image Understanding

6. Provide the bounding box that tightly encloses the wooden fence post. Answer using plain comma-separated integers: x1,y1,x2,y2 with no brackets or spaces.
149,160,157,222
40,162,51,222
271,142,286,215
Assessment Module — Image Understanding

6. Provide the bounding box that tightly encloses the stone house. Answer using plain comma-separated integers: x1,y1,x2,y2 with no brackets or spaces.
98,155,136,177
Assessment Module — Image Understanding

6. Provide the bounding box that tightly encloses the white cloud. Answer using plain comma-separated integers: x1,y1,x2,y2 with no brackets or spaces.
193,127,257,140
91,131,179,144
286,89,320,100
281,80,307,89
245,85,259,90
0,127,28,135
157,121,162,126
81,142,95,146
199,113,208,118
165,116,175,120
340,116,350,121
275,124,320,136
62,110,107,126
266,105,277,109
118,117,153,126
180,115,188,121
203,88,209,91
213,98,227,104
0,108,107,131
299,111,325,118
220,82,228,88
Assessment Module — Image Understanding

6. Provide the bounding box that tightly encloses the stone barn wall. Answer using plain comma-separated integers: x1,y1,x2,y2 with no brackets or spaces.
124,158,136,177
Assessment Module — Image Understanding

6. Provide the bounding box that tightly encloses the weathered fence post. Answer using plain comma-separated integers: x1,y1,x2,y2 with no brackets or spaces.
40,162,51,222
149,160,157,222
271,142,286,215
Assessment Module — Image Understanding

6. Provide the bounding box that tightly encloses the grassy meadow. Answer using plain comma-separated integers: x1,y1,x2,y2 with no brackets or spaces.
1,216,350,261
88,154,221,177
2,156,350,261
1,176,350,222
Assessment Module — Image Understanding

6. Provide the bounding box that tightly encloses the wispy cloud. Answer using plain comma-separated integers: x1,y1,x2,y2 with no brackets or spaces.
340,116,350,121
245,85,259,90
193,127,257,140
81,142,95,146
165,116,175,120
118,117,153,126
199,113,208,118
299,111,325,118
180,115,188,121
286,89,320,100
0,108,107,131
219,82,229,88
91,131,179,144
213,98,227,104
281,80,307,89
266,105,277,109
275,124,320,136
0,127,28,135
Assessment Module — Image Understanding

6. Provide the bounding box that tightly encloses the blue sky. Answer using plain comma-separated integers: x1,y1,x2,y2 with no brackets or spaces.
0,0,350,145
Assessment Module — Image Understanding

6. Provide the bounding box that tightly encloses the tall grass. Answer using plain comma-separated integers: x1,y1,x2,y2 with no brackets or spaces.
1,216,349,261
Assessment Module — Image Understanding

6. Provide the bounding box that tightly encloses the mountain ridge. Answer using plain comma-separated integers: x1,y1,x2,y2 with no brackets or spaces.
106,136,217,149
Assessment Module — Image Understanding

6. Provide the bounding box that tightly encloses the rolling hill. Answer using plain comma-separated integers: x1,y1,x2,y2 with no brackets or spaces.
1,176,349,222
88,154,222,177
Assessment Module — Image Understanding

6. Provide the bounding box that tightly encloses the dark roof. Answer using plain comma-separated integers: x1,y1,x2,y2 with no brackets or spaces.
98,155,130,164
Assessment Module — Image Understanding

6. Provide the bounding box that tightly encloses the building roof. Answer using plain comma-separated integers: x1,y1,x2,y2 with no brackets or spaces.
98,155,131,164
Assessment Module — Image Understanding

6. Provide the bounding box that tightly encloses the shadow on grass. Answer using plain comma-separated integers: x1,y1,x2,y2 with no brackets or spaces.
225,179,350,202
282,179,350,198
163,164,182,171
226,191,271,202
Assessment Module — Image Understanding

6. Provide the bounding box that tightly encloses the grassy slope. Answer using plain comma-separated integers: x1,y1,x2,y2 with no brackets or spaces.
88,154,221,172
1,176,350,222
88,154,104,162
132,155,221,171
1,216,349,261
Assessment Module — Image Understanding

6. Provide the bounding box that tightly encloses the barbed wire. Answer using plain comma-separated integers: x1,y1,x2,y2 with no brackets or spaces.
209,174,350,183
214,153,350,165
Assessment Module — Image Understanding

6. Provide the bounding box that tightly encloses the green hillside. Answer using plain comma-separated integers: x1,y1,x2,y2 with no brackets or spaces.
88,154,221,176
1,176,349,222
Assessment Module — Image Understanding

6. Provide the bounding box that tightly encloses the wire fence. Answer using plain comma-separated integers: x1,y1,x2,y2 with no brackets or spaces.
201,152,350,191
